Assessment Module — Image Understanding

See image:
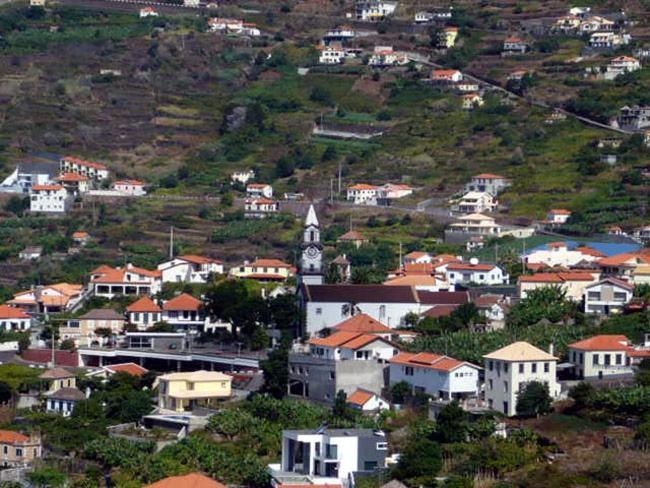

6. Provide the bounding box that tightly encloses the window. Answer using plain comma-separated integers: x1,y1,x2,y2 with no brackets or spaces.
315,443,321,456
572,351,576,363
544,363,549,373
519,363,524,374
2,446,6,454
379,305,386,320
15,448,22,457
187,382,194,391
613,292,627,302
531,363,537,373
405,366,414,376
488,361,493,371
329,372,335,380
604,354,611,366
488,379,493,390
376,442,388,450
316,308,322,315
503,363,509,373
364,461,378,471
587,292,601,301
616,354,622,365
504,381,508,392
593,354,599,365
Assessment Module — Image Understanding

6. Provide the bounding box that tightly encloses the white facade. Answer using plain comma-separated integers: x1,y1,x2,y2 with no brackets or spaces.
0,306,31,331
368,46,408,66
447,213,502,236
91,264,162,299
245,198,279,218
300,205,324,285
465,174,510,196
158,256,224,283
356,0,397,21
60,157,110,180
113,180,146,196
445,262,508,285
346,185,379,204
568,338,634,379
584,279,633,315
246,183,273,199
389,353,481,401
139,7,158,17
30,185,73,213
231,170,255,184
524,243,601,267
450,191,496,213
319,45,345,64
484,342,560,417
310,339,396,362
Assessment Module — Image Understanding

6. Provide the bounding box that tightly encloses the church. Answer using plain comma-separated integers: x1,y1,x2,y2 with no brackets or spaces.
299,205,324,286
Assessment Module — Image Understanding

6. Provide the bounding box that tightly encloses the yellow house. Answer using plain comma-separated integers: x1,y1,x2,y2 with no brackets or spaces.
155,371,232,412
228,258,295,281
439,27,459,48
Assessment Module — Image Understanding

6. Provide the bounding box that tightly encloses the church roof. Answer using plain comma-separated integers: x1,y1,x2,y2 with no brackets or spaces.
305,204,319,227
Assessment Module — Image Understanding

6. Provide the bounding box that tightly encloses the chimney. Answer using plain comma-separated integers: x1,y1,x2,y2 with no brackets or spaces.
548,343,554,356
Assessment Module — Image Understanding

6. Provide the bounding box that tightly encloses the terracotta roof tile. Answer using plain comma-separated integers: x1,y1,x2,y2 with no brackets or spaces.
163,293,202,311
126,296,162,313
390,351,476,372
0,431,29,444
145,473,227,488
333,314,391,333
0,305,30,319
569,335,631,351
347,389,375,406
106,362,149,376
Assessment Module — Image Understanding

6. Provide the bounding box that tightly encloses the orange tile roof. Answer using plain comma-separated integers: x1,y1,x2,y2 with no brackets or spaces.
598,253,649,267
247,183,271,189
106,362,149,376
548,241,568,248
249,258,293,268
0,305,30,319
347,389,375,406
569,335,631,352
72,231,89,239
575,246,606,258
519,272,594,283
333,314,391,333
400,262,435,275
247,198,277,205
126,296,162,313
405,251,429,259
0,430,29,445
348,183,379,190
146,473,227,488
57,172,89,182
549,209,571,215
338,230,367,241
384,275,437,287
390,351,475,372
114,179,144,186
91,265,161,283
309,331,388,350
474,173,505,179
32,184,64,191
179,255,223,265
163,293,202,311
62,156,107,170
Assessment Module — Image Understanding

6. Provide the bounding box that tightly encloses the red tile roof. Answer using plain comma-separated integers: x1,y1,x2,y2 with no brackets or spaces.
106,363,149,376
21,349,79,367
114,179,144,186
57,172,89,182
575,246,607,258
346,389,374,406
0,305,30,319
32,184,64,191
569,335,631,352
90,265,161,283
348,184,379,190
474,173,506,179
0,430,29,444
163,293,202,311
178,255,223,265
333,314,391,333
421,304,459,318
598,253,649,267
249,258,293,268
404,251,429,259
446,262,496,272
338,230,367,241
72,231,89,239
146,473,227,488
309,331,389,350
126,296,162,313
549,209,571,215
390,351,477,372
519,272,595,283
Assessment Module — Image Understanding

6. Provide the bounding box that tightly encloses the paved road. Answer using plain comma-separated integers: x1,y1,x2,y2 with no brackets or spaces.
407,54,632,135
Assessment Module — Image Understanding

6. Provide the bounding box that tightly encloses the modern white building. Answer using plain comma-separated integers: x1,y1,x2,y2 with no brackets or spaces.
270,428,388,487
523,242,604,268
355,0,397,21
60,156,110,181
389,352,481,401
309,331,397,362
346,389,389,412
90,264,162,299
484,342,560,417
518,272,598,301
318,44,345,64
244,198,279,218
445,260,509,286
158,255,224,283
231,170,255,184
368,46,408,67
246,183,273,199
0,161,58,194
29,185,73,213
126,296,162,330
568,335,635,379
584,277,634,315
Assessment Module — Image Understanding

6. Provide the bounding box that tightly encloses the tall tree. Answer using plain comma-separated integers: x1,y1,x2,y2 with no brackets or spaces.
516,381,552,417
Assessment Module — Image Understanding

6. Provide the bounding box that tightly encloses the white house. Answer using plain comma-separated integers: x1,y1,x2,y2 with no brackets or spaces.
162,293,217,333
524,242,604,268
579,15,614,33
271,428,387,487
484,342,560,417
19,246,42,261
450,191,496,214
389,351,481,402
8,283,83,315
430,69,463,84
346,389,389,412
246,183,273,199
414,11,433,23
158,255,224,283
229,258,295,281
368,46,408,67
309,331,398,362
346,184,380,204
606,56,641,78
447,213,502,236
318,44,345,64
378,183,413,201
465,173,511,196
244,198,279,218
139,7,159,17
568,335,635,379
0,305,31,331
45,388,86,417
518,272,598,301
301,284,469,335
56,173,90,195
29,185,73,213
208,18,260,36
502,37,528,55
90,264,162,299
445,260,509,286
113,179,146,196
544,209,572,225
0,161,58,194
60,156,110,181
404,251,432,264
126,296,162,330
461,93,484,110
231,170,255,184
584,277,634,315
589,32,630,49
355,0,397,21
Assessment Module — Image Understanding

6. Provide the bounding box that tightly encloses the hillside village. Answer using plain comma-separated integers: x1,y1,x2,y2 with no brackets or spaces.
0,0,648,486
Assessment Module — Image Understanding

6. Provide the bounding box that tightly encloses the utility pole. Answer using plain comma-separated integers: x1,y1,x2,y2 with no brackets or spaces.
169,226,174,259
522,238,526,274
398,241,403,268
337,161,342,195
329,179,334,204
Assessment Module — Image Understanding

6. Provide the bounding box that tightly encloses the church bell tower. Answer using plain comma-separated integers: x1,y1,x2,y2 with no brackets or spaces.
300,204,324,285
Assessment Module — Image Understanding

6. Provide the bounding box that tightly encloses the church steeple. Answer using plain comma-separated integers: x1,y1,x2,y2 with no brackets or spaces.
300,204,324,285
